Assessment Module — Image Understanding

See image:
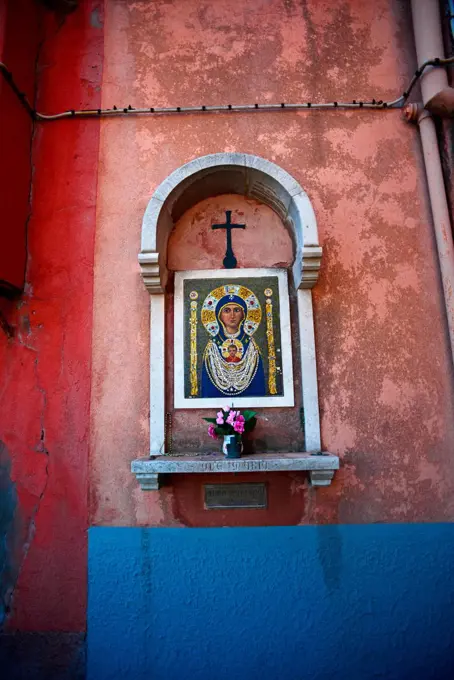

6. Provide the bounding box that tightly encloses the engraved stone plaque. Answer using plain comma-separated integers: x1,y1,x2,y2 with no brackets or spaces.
204,483,267,509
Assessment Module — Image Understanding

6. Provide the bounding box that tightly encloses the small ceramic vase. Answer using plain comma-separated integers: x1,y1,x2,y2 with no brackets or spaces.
222,435,243,458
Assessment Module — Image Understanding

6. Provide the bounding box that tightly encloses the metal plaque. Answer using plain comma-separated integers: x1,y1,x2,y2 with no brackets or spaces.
204,483,267,510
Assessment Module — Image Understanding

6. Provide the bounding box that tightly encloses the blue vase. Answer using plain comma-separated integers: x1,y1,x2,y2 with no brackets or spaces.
222,435,243,458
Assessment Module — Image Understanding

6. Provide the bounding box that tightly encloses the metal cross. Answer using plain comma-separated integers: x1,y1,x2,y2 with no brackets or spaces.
212,210,246,269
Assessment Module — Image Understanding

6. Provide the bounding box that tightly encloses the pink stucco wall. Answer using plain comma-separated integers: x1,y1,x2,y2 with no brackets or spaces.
90,0,454,527
167,194,293,272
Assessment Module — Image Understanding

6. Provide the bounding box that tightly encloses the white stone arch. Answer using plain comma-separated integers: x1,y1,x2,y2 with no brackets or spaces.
139,153,322,455
139,152,322,293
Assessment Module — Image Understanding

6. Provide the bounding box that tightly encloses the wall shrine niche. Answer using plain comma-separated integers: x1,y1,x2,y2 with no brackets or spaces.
174,268,294,408
132,153,339,489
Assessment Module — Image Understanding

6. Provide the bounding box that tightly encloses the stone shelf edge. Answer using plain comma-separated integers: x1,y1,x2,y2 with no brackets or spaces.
131,452,339,491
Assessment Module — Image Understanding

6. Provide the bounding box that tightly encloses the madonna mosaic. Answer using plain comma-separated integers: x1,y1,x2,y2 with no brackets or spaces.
174,269,294,408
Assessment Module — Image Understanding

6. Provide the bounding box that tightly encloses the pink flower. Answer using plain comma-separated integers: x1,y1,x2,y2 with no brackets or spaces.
223,406,231,412
233,419,245,434
226,410,237,426
216,410,224,425
208,424,217,439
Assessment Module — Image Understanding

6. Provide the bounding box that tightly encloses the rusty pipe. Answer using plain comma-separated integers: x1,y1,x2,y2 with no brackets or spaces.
409,0,454,366
419,110,454,360
411,0,450,105
411,0,454,116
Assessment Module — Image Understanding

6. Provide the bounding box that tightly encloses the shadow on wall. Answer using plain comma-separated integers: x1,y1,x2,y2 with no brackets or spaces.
0,632,86,680
0,441,18,626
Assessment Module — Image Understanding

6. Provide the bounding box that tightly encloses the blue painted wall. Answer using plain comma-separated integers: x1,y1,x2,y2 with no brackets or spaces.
87,525,454,680
0,441,18,626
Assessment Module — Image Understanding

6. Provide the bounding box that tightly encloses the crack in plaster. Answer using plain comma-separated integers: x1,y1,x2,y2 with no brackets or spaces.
0,311,13,339
1,35,51,610
2,16,63,620
2,352,49,625
3,477,49,623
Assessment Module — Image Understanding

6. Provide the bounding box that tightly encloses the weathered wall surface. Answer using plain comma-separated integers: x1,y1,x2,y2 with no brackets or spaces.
91,0,454,527
167,194,293,272
0,0,453,677
0,0,41,625
0,0,103,636
0,0,40,293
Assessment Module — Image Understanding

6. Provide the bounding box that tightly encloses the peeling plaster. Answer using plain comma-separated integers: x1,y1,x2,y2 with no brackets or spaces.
91,0,454,528
0,0,103,630
0,309,50,628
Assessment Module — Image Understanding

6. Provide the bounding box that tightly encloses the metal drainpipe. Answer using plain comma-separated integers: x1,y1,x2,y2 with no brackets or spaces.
406,0,454,367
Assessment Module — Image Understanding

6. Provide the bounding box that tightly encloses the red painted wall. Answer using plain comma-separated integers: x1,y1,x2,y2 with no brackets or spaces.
0,1,103,630
0,0,40,294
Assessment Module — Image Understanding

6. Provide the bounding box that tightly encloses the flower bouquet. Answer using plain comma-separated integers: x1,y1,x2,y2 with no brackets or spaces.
204,406,257,458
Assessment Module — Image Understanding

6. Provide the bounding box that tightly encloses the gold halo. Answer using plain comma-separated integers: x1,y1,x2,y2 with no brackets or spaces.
201,284,262,337
221,338,244,358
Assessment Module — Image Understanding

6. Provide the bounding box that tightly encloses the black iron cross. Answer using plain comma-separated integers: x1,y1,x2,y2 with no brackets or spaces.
212,210,246,269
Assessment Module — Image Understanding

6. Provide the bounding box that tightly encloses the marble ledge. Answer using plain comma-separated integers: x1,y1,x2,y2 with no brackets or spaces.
131,452,339,491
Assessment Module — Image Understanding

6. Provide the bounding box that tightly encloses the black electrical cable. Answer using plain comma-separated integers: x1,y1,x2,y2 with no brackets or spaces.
1,57,453,122
0,63,36,119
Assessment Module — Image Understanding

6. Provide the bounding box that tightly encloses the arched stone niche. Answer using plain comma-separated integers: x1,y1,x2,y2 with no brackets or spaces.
133,153,338,488
139,153,322,293
167,194,294,272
